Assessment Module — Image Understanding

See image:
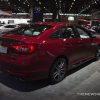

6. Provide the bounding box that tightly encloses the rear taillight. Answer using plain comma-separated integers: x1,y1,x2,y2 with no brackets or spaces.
9,45,36,55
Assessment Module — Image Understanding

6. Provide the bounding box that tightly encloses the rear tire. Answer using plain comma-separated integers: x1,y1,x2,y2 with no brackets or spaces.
49,58,67,84
95,46,100,60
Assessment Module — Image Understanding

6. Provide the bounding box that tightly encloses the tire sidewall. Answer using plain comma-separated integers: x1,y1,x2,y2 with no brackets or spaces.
95,46,100,60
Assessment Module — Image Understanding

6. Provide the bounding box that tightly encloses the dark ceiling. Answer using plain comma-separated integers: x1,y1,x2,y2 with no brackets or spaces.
0,0,100,14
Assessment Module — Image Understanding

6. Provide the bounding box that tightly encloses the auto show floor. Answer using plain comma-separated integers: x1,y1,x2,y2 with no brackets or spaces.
0,59,100,100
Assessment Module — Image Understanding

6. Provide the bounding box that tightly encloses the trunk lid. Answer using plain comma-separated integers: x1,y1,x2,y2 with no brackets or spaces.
0,34,38,55
0,33,38,45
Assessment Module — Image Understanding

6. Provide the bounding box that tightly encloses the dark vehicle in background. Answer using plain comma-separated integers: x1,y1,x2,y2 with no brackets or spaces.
86,28,99,36
0,24,19,34
0,22,99,83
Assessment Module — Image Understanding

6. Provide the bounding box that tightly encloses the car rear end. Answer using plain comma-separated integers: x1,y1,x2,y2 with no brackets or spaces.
0,23,53,80
0,35,41,79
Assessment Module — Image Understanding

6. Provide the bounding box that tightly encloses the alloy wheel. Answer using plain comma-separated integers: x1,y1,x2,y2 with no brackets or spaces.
50,58,67,83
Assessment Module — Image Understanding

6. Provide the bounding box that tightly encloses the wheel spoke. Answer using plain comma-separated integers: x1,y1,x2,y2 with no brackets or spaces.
60,69,65,74
58,73,62,80
55,65,60,70
53,71,59,79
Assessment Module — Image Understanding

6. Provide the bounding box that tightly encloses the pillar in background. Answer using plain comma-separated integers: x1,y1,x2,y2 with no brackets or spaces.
30,0,43,22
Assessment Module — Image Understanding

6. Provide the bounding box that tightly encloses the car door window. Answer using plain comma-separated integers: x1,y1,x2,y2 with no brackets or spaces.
60,27,76,38
76,27,90,38
50,27,76,39
50,30,60,39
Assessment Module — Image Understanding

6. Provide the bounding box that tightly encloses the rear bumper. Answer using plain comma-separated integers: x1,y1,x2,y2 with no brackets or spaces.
0,53,33,66
0,54,50,80
0,62,49,80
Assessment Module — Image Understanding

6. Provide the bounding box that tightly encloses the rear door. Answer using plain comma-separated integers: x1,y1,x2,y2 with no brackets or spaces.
58,26,85,66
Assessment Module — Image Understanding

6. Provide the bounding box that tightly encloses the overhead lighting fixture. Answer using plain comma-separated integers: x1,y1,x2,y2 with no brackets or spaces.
68,16,75,21
39,1,41,5
69,0,76,11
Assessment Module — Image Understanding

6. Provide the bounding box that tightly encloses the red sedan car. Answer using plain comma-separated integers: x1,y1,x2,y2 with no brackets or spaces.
0,22,99,83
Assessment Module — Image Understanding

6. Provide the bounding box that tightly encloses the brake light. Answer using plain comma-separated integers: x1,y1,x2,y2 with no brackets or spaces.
12,45,35,54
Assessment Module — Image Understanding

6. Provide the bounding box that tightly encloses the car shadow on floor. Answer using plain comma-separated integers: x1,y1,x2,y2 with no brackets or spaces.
0,59,95,92
0,72,50,92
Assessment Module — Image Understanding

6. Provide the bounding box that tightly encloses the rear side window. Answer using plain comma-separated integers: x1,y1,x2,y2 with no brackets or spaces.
8,24,52,37
50,30,60,39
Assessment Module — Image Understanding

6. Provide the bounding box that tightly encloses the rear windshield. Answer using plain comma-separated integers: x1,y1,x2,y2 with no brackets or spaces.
8,24,52,37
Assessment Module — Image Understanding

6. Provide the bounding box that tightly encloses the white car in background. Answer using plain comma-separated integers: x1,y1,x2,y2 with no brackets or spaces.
0,24,19,34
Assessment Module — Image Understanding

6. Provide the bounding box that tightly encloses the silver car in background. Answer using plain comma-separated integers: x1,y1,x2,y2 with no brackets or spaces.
0,24,19,34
